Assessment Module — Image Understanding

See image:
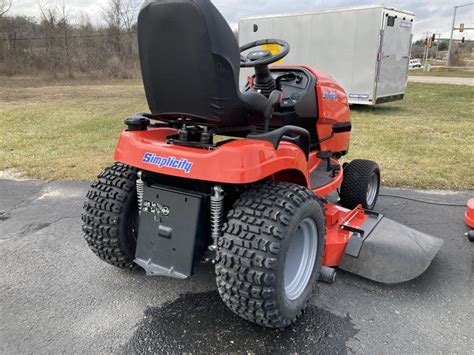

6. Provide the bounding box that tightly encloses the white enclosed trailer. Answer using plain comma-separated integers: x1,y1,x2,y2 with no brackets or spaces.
239,5,415,105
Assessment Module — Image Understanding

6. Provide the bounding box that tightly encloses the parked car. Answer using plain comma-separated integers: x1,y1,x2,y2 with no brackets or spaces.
409,59,422,68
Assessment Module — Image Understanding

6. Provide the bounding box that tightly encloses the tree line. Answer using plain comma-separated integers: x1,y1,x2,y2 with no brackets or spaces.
411,38,473,66
1,0,472,79
0,0,141,78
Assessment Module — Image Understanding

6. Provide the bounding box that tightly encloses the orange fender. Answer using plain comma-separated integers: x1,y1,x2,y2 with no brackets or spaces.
114,127,310,186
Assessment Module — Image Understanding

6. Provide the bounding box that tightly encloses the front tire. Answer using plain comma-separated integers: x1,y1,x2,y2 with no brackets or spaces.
82,163,138,269
215,182,325,328
339,159,380,210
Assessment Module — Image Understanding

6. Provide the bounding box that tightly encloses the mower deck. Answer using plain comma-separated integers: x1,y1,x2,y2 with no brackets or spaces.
322,204,443,283
339,217,444,283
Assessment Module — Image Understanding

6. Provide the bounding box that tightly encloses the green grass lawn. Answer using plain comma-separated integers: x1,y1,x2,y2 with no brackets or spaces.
409,67,474,78
1,77,473,189
347,83,473,189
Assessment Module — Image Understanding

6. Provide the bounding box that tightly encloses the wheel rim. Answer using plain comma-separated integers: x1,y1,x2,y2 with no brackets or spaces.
284,217,318,301
366,172,379,207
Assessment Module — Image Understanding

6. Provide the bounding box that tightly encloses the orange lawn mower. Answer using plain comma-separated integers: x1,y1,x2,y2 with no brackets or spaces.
82,0,443,328
466,199,474,242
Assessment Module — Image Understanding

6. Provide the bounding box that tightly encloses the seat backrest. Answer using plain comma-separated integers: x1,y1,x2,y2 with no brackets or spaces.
138,0,244,124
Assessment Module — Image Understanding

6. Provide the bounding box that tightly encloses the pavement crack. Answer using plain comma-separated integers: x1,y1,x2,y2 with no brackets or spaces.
0,212,11,221
1,216,79,242
19,222,52,237
21,216,79,235
1,181,49,215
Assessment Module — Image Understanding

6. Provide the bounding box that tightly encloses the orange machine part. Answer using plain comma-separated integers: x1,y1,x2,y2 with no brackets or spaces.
271,64,351,155
322,204,369,266
114,127,311,186
465,198,474,228
303,65,351,154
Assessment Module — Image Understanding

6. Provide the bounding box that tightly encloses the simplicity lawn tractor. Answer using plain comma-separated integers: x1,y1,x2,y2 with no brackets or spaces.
82,0,443,328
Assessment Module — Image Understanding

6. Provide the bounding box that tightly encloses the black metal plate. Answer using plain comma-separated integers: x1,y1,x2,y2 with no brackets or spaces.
134,184,206,279
344,212,384,257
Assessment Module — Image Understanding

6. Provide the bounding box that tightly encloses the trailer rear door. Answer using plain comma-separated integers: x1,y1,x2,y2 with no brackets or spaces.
376,13,413,100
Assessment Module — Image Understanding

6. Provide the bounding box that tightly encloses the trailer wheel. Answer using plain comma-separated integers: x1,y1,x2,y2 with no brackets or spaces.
339,159,380,210
82,163,138,269
215,181,325,328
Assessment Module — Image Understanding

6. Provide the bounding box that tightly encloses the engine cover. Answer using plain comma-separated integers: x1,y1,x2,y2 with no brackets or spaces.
134,184,208,278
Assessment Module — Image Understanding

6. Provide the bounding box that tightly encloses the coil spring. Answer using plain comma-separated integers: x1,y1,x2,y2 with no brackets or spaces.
136,171,144,214
210,186,224,249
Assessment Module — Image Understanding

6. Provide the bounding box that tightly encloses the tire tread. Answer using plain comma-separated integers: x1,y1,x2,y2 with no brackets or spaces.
216,181,323,328
82,162,137,269
339,159,380,209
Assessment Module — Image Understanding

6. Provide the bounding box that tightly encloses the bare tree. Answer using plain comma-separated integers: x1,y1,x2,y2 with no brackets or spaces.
58,1,73,78
0,0,141,78
0,0,13,74
102,0,123,58
121,0,140,33
38,0,61,77
121,0,140,56
102,0,140,34
0,0,13,17
101,0,140,76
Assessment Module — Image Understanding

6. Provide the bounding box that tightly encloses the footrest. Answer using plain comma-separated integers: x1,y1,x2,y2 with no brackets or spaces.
316,150,332,159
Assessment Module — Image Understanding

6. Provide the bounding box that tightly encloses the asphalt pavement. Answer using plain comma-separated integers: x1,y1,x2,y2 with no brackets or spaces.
408,75,474,86
0,179,473,354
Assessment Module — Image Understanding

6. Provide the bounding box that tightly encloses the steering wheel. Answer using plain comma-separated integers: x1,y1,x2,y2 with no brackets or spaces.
240,39,290,68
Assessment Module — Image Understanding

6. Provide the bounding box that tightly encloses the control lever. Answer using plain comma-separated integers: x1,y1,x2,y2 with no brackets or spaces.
276,73,296,90
263,90,283,132
276,73,303,90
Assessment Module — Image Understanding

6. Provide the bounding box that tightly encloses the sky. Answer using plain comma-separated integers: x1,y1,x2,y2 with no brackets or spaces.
8,0,474,41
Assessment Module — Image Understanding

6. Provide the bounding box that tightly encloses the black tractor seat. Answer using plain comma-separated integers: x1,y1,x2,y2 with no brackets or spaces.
138,0,281,127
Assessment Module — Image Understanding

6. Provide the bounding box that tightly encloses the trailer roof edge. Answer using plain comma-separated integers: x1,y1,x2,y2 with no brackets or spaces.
239,4,416,21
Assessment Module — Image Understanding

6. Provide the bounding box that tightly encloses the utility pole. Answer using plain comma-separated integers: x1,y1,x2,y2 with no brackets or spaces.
447,6,457,66
422,33,429,65
447,3,474,66
435,33,441,60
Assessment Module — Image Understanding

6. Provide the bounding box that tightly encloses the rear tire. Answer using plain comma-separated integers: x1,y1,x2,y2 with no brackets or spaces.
215,181,325,328
82,163,138,269
339,159,380,210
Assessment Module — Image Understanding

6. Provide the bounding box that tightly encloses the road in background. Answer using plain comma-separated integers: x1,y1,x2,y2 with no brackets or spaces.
408,76,474,85
1,179,473,353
